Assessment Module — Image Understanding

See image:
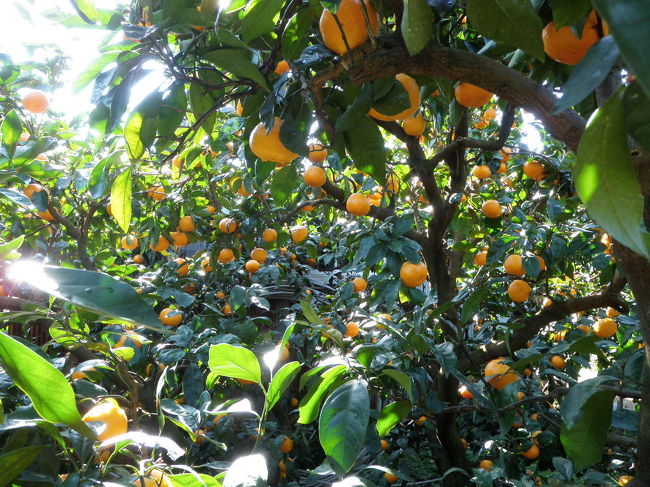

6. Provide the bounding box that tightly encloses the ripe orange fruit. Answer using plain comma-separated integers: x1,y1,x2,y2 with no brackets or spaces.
474,119,488,129
171,231,189,247
400,261,428,287
307,143,328,163
455,82,493,108
290,225,308,243
22,90,50,113
352,277,367,293
618,476,634,486
219,218,238,234
537,256,546,271
319,0,379,55
517,391,526,401
275,60,290,75
201,257,213,272
38,209,55,221
385,174,400,194
474,252,487,266
402,113,426,136
523,161,545,181
459,385,474,399
23,183,44,199
485,358,518,390
522,443,539,460
174,258,189,276
542,10,606,65
606,307,620,318
82,399,128,442
346,193,371,216
280,436,294,453
159,308,182,326
384,472,399,483
147,186,166,201
550,355,566,369
504,254,525,276
497,161,507,174
472,165,491,179
262,228,278,242
416,416,427,427
121,235,139,250
593,317,617,338
483,107,497,120
149,236,170,253
178,215,195,232
133,254,145,264
249,117,298,166
481,200,502,218
206,205,216,213
345,322,359,338
217,248,235,263
251,248,268,263
479,459,494,471
304,165,327,187
577,324,591,334
369,74,420,121
245,259,261,273
508,280,531,302
223,303,232,316
380,439,389,451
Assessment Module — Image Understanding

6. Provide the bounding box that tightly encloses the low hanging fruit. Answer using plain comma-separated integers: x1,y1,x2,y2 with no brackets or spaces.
484,357,518,390
249,117,299,166
346,193,371,216
400,261,428,288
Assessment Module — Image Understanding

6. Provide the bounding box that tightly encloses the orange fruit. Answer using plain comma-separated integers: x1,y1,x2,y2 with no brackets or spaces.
618,476,634,486
149,236,170,253
249,117,298,166
147,186,166,201
178,215,195,232
577,324,592,334
472,165,491,179
304,165,327,187
346,193,371,216
385,174,400,193
223,303,232,316
274,60,291,75
290,225,308,243
384,472,398,483
219,218,238,234
415,416,427,427
280,436,294,453
132,469,172,487
530,413,539,421
38,209,55,221
23,183,44,199
237,183,250,197
262,228,278,242
497,161,507,174
319,0,379,55
484,357,518,390
215,291,226,299
133,254,145,264
474,119,488,129
542,10,606,65
606,307,620,318
474,251,487,266
307,143,328,163
217,248,235,263
593,317,617,338
251,248,268,263
479,459,494,471
550,355,566,369
352,277,367,293
201,257,213,272
400,261,428,287
380,439,389,451
537,256,546,271
499,147,512,162
522,443,539,460
523,161,545,181
174,258,189,276
206,205,216,213
22,89,50,113
459,385,473,399
504,254,525,276
481,200,502,218
369,74,420,121
82,399,128,442
517,391,526,401
121,235,139,250
159,308,182,326
402,113,426,136
508,280,531,302
455,82,493,108
171,231,189,247
483,107,497,120
345,322,359,338
245,259,261,273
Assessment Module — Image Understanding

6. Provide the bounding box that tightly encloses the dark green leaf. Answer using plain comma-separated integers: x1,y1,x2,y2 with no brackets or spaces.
267,361,301,410
353,344,385,368
298,364,347,424
282,8,319,60
371,79,412,117
460,287,490,325
0,445,46,487
208,343,261,385
376,400,411,437
1,110,22,159
343,117,386,185
203,49,269,91
158,83,187,139
623,81,650,153
300,300,323,325
335,84,374,133
270,164,298,202
466,0,545,61
382,369,413,401
110,168,132,233
241,0,285,42
549,0,591,28
392,213,415,236
319,380,369,476
401,0,433,56
0,189,33,209
561,376,617,428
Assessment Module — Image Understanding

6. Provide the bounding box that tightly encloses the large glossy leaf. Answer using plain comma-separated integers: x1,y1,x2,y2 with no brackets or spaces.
208,344,262,385
549,0,591,28
266,361,301,410
0,445,46,487
110,168,132,233
575,89,650,259
270,164,298,202
593,0,650,98
319,380,370,476
561,376,617,428
467,0,545,61
1,109,22,159
12,137,57,166
401,0,433,56
343,116,386,185
282,8,319,60
203,49,268,91
553,36,620,114
88,153,116,199
27,264,162,330
241,0,284,42
623,82,650,153
158,82,187,139
0,333,95,439
0,189,33,209
382,369,413,401
376,400,411,437
298,364,347,424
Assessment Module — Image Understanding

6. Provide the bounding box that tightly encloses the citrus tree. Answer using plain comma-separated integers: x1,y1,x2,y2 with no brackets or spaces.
0,0,649,486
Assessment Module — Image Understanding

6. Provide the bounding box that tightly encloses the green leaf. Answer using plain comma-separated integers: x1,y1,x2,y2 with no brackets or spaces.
0,235,24,261
110,168,132,233
88,153,115,199
208,343,262,385
270,164,298,202
335,84,374,133
401,0,433,56
241,0,285,43
124,112,145,160
353,344,385,368
382,369,413,401
553,36,620,114
370,78,412,117
376,400,411,437
29,265,162,331
319,380,370,476
266,361,301,410
283,8,319,60
593,0,650,98
561,376,618,428
203,49,269,91
549,0,592,29
0,333,95,439
0,445,46,487
168,473,221,487
298,364,347,424
0,189,33,210
623,82,650,153
460,287,490,325
70,0,97,22
343,116,386,185
1,110,22,159
73,51,121,93
189,83,217,135
575,89,650,259
158,82,187,139
300,300,323,325
466,0,545,61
